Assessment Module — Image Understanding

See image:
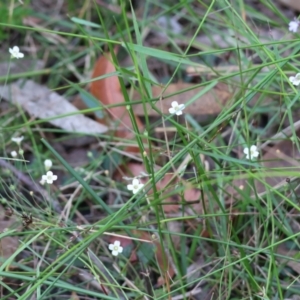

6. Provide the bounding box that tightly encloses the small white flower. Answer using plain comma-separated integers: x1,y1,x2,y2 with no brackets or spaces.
9,46,24,59
127,178,144,194
10,151,17,158
41,171,57,184
44,159,52,171
289,20,299,33
243,145,259,160
11,136,24,145
168,101,185,116
289,73,300,86
108,240,123,256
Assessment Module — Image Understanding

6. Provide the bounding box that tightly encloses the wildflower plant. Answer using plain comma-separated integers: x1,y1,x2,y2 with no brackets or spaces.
108,241,123,256
243,145,259,160
127,178,144,194
41,171,57,184
289,19,299,32
168,101,185,115
3,3,300,300
289,73,300,86
9,46,24,59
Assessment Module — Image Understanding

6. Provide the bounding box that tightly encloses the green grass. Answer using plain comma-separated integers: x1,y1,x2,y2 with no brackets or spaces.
1,0,300,299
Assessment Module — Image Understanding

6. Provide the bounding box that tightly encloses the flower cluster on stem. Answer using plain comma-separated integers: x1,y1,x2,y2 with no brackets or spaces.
40,159,57,185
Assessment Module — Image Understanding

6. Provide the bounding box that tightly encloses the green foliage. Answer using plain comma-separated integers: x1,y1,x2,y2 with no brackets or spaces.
2,0,300,299
0,1,32,40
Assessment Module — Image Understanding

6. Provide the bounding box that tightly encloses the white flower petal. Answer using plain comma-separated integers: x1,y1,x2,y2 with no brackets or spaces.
114,241,120,247
132,178,140,186
127,184,133,190
243,148,249,155
171,101,179,108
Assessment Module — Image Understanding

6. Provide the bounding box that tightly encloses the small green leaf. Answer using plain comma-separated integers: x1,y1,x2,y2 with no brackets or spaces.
71,17,101,28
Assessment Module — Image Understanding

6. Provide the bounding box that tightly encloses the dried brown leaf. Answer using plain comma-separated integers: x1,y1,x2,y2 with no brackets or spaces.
90,51,144,152
133,82,231,116
0,80,107,134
